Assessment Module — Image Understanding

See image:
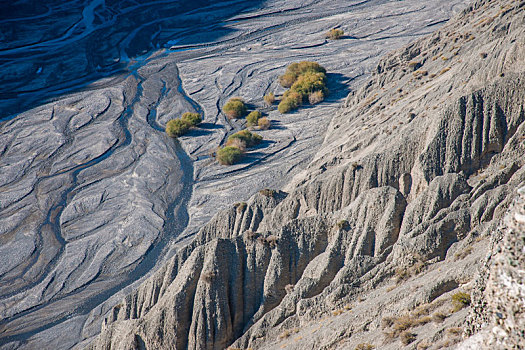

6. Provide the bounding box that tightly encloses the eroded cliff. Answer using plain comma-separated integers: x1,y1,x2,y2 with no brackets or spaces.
87,0,525,349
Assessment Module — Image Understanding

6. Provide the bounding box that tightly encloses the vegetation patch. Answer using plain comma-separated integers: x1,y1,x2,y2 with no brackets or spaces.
326,28,344,40
223,97,247,119
277,61,328,113
246,110,262,127
234,202,247,213
259,188,276,197
166,119,190,137
258,117,271,130
181,112,202,126
278,90,302,113
451,291,471,312
216,129,263,165
227,129,262,148
217,146,243,165
166,112,202,138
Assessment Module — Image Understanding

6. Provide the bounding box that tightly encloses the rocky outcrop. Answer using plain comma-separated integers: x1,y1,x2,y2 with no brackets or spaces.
88,0,525,349
460,186,525,349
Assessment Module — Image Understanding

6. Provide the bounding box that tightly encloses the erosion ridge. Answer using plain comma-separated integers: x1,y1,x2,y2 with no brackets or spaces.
87,0,525,349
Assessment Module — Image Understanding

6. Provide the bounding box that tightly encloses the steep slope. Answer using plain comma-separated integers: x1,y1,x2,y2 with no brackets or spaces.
88,0,525,349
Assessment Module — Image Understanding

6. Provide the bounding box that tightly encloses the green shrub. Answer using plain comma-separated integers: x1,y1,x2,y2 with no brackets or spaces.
217,146,243,165
181,112,202,126
246,110,262,127
451,292,471,311
223,98,247,119
227,129,262,148
291,71,327,98
166,119,191,137
279,61,326,88
278,62,327,113
278,90,302,114
326,28,344,40
263,92,275,105
258,117,270,130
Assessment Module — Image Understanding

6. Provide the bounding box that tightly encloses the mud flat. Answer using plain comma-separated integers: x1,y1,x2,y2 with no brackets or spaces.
0,0,469,348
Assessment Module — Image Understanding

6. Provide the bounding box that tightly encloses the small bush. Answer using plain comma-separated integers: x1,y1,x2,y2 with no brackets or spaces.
285,284,294,293
259,188,275,197
392,316,416,334
264,92,275,105
309,90,325,104
400,331,416,345
326,28,344,40
217,146,243,165
355,344,375,350
258,117,270,130
181,112,202,126
166,119,190,137
451,292,471,311
223,98,247,119
246,110,262,127
227,129,262,148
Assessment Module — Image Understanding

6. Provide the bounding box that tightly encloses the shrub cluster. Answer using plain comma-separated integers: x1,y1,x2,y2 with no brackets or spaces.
223,98,272,130
222,97,247,119
217,130,262,165
258,117,270,130
326,28,344,40
165,112,202,137
278,61,328,113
